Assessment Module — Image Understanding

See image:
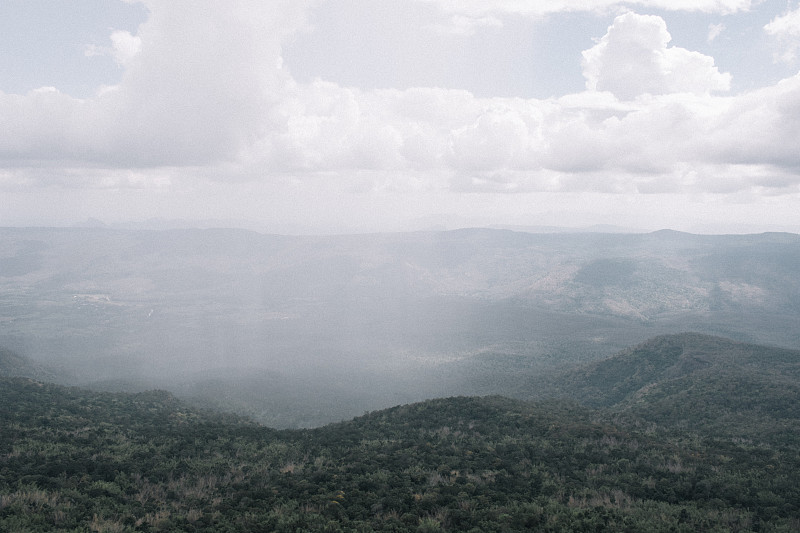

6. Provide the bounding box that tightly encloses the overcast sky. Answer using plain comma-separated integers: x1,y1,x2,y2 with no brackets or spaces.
2,0,800,234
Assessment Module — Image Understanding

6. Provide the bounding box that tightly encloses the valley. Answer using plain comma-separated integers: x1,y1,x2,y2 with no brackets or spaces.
1,227,799,426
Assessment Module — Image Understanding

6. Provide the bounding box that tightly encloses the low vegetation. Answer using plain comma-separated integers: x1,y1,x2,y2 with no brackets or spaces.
2,333,800,531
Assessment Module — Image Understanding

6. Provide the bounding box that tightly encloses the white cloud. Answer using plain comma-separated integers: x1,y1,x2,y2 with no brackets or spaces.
416,0,752,18
84,30,142,67
266,81,407,172
448,105,542,172
0,87,82,159
707,22,725,42
110,30,143,66
2,1,800,207
102,0,309,165
86,30,142,67
4,0,311,168
765,5,800,63
429,14,503,36
702,72,800,168
581,12,731,100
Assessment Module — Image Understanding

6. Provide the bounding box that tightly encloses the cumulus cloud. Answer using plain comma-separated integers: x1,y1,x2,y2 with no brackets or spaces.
2,1,800,203
581,12,731,100
448,105,541,172
765,5,800,63
3,0,310,167
103,0,310,165
268,81,404,171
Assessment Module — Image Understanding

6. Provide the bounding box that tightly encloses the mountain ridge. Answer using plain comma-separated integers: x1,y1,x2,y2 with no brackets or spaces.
523,332,800,440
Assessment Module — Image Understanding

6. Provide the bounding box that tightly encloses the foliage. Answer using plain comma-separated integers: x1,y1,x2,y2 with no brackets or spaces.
2,357,800,532
527,333,800,439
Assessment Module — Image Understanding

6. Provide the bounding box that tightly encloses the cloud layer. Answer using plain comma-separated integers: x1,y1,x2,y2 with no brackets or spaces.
1,1,800,205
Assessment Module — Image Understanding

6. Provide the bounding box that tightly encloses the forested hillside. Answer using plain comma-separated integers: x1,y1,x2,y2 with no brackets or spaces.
2,333,800,531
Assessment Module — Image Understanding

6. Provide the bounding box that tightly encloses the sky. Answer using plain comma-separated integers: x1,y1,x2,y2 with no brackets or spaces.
2,0,800,234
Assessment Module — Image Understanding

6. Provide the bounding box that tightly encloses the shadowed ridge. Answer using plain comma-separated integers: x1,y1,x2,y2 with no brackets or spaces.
533,332,800,407
0,346,61,382
529,333,800,439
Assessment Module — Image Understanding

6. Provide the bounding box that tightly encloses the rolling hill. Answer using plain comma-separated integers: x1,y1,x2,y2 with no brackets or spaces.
2,333,800,531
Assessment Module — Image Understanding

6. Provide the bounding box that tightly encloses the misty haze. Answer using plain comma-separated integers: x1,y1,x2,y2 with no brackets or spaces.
3,227,800,428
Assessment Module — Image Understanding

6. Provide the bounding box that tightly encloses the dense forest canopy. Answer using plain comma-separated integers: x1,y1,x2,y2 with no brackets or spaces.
2,333,800,531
